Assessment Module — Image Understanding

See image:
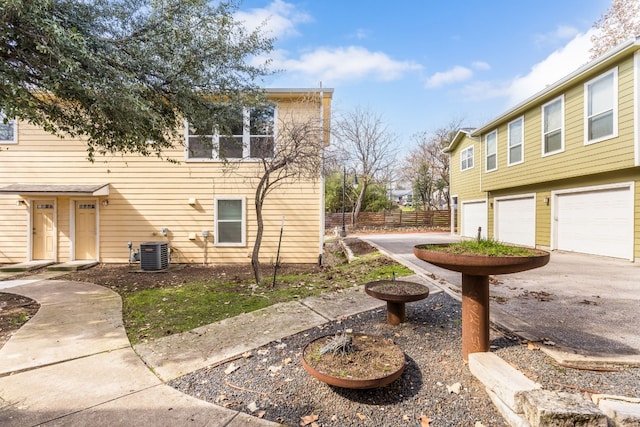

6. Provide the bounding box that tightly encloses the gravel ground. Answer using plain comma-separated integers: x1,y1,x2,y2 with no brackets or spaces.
170,291,640,427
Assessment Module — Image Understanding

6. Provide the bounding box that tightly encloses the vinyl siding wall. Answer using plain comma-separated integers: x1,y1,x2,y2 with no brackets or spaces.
0,94,327,264
481,56,636,192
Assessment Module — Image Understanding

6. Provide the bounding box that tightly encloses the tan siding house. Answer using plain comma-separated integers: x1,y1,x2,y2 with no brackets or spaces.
0,88,333,266
446,36,640,261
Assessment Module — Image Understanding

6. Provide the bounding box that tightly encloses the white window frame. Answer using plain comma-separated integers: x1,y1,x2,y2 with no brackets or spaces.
584,67,618,145
485,130,497,172
214,196,246,247
460,146,474,171
0,113,17,144
541,95,565,156
507,116,524,166
186,106,277,162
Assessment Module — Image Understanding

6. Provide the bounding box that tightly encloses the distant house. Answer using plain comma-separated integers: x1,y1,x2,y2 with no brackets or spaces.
389,189,412,205
446,36,640,261
0,88,333,266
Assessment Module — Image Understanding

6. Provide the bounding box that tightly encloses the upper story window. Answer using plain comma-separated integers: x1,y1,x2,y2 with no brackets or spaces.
0,113,17,144
460,146,474,171
485,130,497,172
542,96,564,155
508,116,524,166
584,68,617,145
187,105,275,161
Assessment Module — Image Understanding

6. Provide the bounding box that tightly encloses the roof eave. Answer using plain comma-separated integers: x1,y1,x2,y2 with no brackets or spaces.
471,35,640,137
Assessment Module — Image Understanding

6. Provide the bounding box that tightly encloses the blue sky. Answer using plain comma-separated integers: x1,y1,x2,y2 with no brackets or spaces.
235,0,612,156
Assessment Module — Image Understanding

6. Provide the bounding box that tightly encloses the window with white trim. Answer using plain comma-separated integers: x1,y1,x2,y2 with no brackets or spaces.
585,68,617,144
0,112,16,144
187,105,275,160
460,146,474,171
214,197,246,246
542,96,564,155
508,117,524,165
485,130,497,171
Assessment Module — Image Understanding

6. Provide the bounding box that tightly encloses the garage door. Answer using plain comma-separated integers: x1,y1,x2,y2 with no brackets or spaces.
461,201,487,239
495,196,535,247
555,186,633,259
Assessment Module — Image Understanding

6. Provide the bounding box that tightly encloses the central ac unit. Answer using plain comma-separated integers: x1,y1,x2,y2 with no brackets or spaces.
140,242,169,271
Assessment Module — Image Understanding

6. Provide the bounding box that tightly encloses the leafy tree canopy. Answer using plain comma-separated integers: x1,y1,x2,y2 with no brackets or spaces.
0,0,273,160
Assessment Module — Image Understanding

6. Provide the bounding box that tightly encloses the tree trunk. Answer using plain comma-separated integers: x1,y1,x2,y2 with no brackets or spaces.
353,181,367,226
252,177,268,286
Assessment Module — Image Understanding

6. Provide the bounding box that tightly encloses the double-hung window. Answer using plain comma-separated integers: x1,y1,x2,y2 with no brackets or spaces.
0,112,16,144
215,197,246,246
508,117,524,166
542,96,564,155
460,146,474,171
585,68,617,144
485,130,497,171
187,105,275,160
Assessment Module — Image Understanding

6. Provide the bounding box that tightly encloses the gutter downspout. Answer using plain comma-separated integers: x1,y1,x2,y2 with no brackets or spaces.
318,83,325,265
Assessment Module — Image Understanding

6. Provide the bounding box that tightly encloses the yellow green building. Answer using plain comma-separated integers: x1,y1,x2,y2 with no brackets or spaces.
446,36,640,261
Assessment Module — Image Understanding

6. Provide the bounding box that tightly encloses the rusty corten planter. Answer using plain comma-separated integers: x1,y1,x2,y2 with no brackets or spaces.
365,280,430,325
413,244,550,361
301,333,405,389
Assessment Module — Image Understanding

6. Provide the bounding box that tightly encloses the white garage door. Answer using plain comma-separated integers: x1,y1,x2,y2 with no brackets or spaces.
461,201,487,239
556,186,633,259
495,196,535,247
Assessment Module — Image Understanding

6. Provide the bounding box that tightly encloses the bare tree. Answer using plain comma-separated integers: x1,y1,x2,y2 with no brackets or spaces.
332,107,397,225
590,0,640,60
223,94,326,285
401,118,464,210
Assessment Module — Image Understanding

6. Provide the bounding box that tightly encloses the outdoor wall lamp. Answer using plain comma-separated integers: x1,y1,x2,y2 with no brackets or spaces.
543,197,550,205
16,200,26,206
101,199,109,207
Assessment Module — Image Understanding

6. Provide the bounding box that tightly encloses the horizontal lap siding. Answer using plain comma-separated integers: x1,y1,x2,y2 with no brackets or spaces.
449,135,485,234
481,57,636,193
0,96,325,265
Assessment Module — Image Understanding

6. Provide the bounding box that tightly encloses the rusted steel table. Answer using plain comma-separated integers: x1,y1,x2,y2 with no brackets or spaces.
413,244,549,361
365,280,430,325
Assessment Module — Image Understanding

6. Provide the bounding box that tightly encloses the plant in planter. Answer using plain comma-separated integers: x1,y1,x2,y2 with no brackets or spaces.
301,329,405,389
413,235,550,361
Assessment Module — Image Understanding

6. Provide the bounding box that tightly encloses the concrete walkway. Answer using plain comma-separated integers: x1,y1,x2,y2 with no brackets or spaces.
0,278,284,427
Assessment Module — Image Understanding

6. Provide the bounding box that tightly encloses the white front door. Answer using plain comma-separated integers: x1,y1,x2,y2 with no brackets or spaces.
75,201,97,260
32,200,55,260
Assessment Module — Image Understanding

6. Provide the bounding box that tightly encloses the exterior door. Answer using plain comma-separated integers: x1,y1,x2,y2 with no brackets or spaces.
461,201,487,239
75,201,97,260
494,196,536,247
555,186,633,259
32,200,55,260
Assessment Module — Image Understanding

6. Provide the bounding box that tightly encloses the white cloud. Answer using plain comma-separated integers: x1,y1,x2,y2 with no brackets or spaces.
506,29,595,105
459,80,510,102
425,66,473,88
534,24,581,46
235,0,312,39
472,61,491,71
458,30,595,106
271,46,422,83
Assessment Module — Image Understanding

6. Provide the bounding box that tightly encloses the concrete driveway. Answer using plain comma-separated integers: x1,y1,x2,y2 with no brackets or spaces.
360,232,640,366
